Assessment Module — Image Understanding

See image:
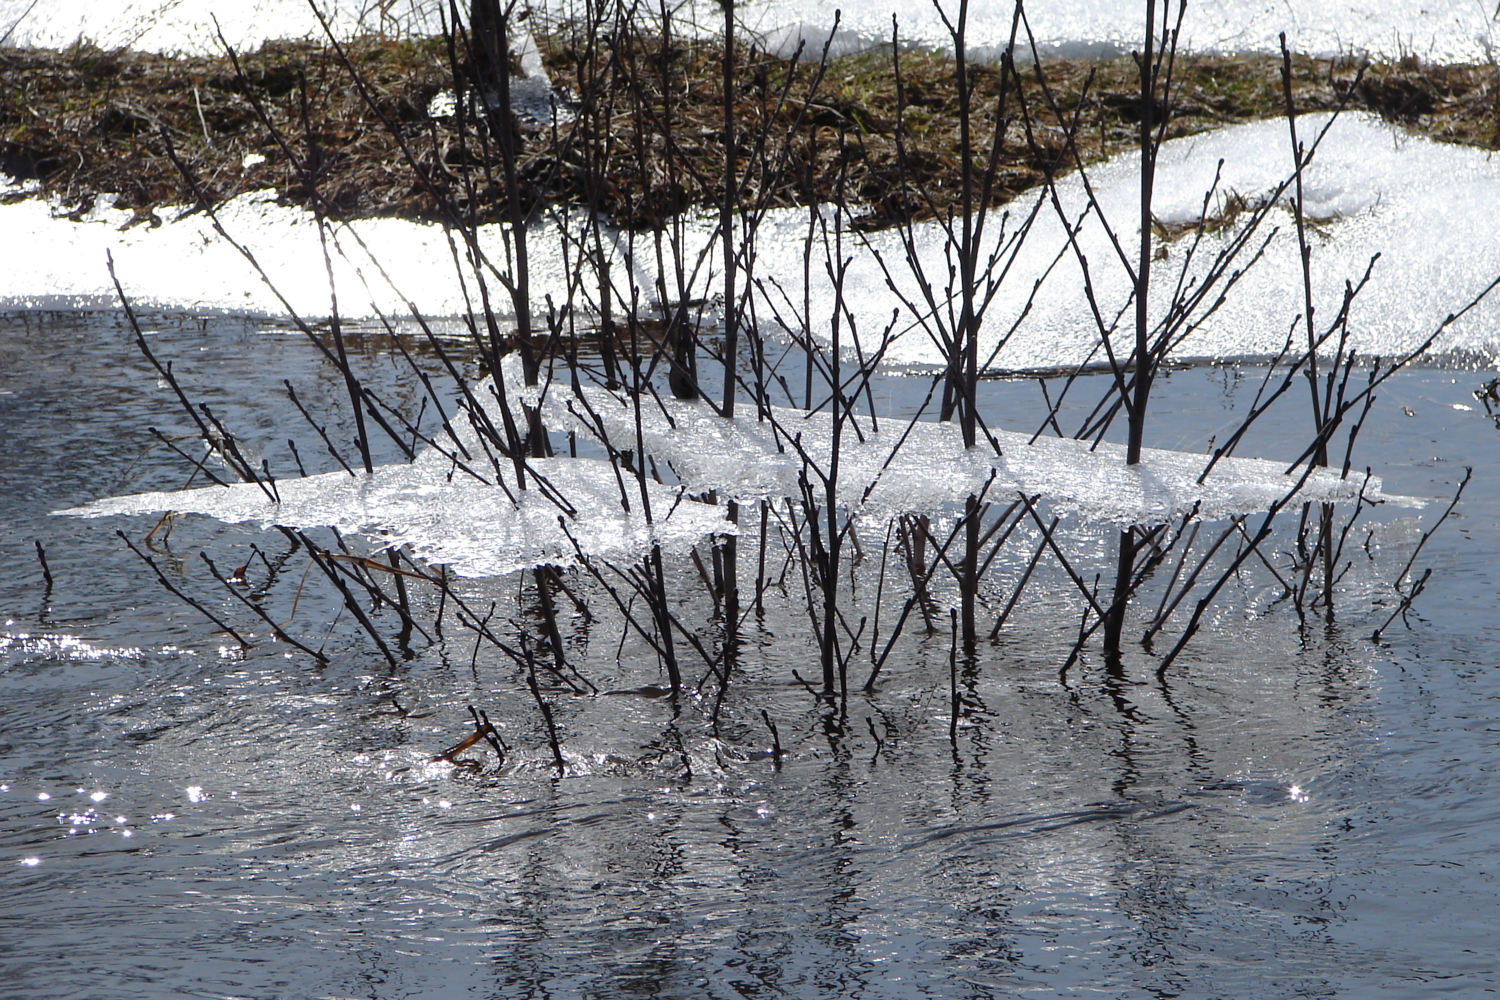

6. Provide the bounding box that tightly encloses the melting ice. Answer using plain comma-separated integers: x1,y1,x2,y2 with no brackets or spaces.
60,363,1417,578
741,0,1500,63
59,447,732,580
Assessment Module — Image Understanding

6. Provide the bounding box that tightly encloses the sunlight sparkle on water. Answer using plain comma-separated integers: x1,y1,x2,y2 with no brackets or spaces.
0,632,143,660
185,786,205,803
1288,785,1310,803
20,857,39,867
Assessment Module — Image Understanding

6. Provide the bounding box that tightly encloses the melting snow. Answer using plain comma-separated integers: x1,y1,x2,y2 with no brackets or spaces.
5,0,1495,63
742,0,1500,63
6,115,1500,367
750,113,1500,369
0,0,447,54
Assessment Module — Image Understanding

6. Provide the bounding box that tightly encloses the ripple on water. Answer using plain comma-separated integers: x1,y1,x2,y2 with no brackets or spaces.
3,313,1500,998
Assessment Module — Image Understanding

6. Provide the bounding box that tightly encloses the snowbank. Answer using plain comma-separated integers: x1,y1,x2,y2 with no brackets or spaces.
761,113,1500,369
739,0,1500,63
6,0,1494,62
0,0,445,54
9,113,1495,369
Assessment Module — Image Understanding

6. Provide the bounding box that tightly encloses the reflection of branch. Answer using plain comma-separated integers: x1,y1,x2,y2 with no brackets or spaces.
200,552,327,662
1017,493,1105,618
118,531,251,649
1372,467,1471,641
1157,453,1338,675
432,705,508,771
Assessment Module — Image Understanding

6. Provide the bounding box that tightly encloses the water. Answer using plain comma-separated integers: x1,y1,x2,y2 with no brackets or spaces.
3,311,1499,998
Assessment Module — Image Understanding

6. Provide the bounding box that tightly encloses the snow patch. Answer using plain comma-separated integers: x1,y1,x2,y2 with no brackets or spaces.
5,114,1498,368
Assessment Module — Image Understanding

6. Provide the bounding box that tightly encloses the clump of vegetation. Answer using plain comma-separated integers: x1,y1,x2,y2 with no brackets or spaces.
43,0,1492,772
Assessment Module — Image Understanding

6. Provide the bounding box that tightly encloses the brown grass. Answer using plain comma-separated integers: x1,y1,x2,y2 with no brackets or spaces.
4,30,1498,230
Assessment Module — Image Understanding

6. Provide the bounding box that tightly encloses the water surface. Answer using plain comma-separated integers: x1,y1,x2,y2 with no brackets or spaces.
2,312,1498,998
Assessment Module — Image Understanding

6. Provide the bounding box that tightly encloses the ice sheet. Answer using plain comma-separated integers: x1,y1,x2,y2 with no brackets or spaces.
60,349,1411,582
58,451,734,578
530,370,1413,525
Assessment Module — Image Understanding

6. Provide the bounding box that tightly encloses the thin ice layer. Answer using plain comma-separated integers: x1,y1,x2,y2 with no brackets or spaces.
57,362,1412,581
519,366,1416,524
58,453,733,579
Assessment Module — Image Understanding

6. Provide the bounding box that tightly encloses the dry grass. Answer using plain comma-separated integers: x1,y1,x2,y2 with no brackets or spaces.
4,30,1498,229
0,36,451,221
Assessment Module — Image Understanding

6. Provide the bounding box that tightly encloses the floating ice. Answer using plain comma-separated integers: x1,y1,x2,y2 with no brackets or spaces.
59,449,734,579
58,357,1416,580
531,371,1416,525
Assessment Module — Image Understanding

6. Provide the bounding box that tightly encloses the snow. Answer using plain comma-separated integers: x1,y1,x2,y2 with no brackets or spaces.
751,113,1500,369
737,0,1500,64
5,0,1493,96
6,0,1496,62
0,189,652,320
9,113,1499,368
0,0,447,54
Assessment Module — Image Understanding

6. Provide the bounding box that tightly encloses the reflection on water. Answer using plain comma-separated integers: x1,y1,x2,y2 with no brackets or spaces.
2,312,1498,998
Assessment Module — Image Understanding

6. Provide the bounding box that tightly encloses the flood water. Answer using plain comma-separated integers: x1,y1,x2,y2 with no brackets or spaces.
3,310,1499,998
